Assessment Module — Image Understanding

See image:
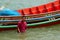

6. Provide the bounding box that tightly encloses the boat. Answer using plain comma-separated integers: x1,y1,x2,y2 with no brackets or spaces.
0,0,60,31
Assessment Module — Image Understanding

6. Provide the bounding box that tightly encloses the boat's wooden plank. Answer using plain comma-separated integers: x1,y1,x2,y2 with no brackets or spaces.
0,18,60,28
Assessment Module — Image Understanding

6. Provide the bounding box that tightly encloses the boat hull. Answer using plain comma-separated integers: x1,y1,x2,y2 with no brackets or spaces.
0,20,60,31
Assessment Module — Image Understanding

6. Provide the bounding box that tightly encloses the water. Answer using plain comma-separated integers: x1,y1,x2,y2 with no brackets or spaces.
0,24,60,40
0,0,54,10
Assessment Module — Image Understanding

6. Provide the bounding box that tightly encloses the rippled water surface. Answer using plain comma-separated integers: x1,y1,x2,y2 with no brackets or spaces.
0,24,60,40
0,0,54,10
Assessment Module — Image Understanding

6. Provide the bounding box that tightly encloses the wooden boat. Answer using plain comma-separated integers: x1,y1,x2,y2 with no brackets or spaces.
0,0,60,31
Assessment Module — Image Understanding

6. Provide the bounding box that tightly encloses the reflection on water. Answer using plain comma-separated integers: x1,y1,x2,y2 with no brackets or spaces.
18,32,27,40
0,24,60,40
